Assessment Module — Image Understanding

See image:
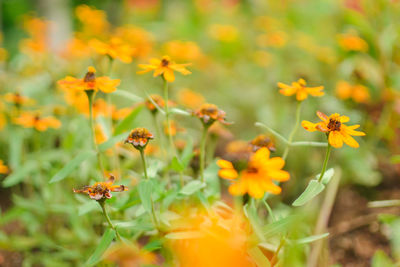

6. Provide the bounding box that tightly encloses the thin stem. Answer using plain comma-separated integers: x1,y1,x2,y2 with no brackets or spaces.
199,125,209,184
283,101,302,160
139,149,149,180
262,199,276,222
98,200,122,242
271,236,286,266
255,122,289,145
163,79,175,154
290,141,327,147
317,143,332,183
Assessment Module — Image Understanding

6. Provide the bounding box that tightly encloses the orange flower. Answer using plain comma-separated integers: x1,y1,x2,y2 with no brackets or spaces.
4,92,35,106
337,33,368,52
164,120,184,137
278,78,324,101
73,175,127,200
177,89,205,109
163,40,203,62
193,103,229,126
125,128,154,149
250,134,275,152
95,124,107,144
89,37,133,63
114,26,153,59
75,5,109,38
218,147,290,198
336,81,370,104
111,106,132,121
0,160,9,174
301,111,366,148
137,55,191,82
58,66,120,93
13,112,61,131
104,243,156,267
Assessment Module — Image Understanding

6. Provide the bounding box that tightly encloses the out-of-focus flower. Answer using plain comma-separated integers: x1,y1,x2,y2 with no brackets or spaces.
163,41,203,62
3,93,35,106
250,134,275,152
104,242,156,267
144,94,166,114
337,33,368,52
168,204,255,267
137,56,191,82
302,111,366,148
208,123,233,139
125,128,154,149
75,5,109,38
74,175,127,200
256,31,287,48
278,78,324,101
111,106,132,121
114,26,153,59
253,16,281,32
19,16,49,55
164,120,185,137
252,50,272,67
58,66,120,93
89,37,133,63
208,24,238,42
95,124,107,144
224,140,252,161
0,160,9,174
13,112,61,131
336,81,370,103
177,89,205,109
193,103,229,126
61,37,91,59
218,147,289,198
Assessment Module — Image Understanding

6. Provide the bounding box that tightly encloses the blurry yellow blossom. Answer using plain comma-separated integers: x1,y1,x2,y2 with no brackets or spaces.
61,37,91,59
163,40,203,62
256,31,287,48
208,24,238,42
95,124,107,144
164,120,184,137
19,16,49,55
104,243,156,267
115,26,153,58
177,89,205,109
218,147,290,198
75,5,109,38
302,111,366,148
74,175,127,200
13,112,61,131
89,37,133,63
4,92,35,106
253,16,281,31
137,55,191,82
0,160,9,174
111,106,132,121
337,33,368,52
336,81,370,103
278,78,324,101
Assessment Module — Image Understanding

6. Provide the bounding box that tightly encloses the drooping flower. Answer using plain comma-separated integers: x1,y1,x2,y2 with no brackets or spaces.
125,128,154,149
137,55,191,82
250,134,276,152
278,78,324,101
0,160,9,174
57,66,120,93
301,111,366,148
218,147,290,198
13,112,61,131
73,175,127,200
335,81,370,104
192,103,229,126
89,37,133,63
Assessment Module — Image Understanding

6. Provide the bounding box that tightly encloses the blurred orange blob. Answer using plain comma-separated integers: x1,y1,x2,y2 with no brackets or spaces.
75,5,110,38
208,24,238,42
337,33,368,52
163,40,203,62
177,88,205,109
336,80,370,103
104,242,156,267
168,205,256,267
256,31,287,48
115,26,153,58
13,112,61,131
19,16,49,55
89,37,133,63
0,160,9,174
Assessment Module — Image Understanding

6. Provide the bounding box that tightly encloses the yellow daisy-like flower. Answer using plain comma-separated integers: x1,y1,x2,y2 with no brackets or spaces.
89,37,133,63
301,111,366,148
217,147,290,199
73,175,127,200
58,66,120,93
13,112,61,131
0,160,9,174
278,78,324,101
137,55,191,82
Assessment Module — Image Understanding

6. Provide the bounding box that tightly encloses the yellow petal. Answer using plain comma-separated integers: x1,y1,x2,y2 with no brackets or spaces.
341,132,359,148
218,169,238,180
247,179,265,199
228,180,247,196
268,169,290,182
316,111,329,121
301,120,318,132
328,131,343,148
296,90,308,101
163,69,175,82
217,159,234,169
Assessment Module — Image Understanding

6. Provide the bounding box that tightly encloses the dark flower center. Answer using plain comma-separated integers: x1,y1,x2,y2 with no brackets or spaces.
161,58,169,67
84,71,96,83
327,118,341,131
247,167,258,174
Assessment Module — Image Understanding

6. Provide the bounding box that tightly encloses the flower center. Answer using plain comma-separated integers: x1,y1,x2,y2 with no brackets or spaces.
327,118,341,131
247,167,258,174
161,58,169,67
84,71,96,83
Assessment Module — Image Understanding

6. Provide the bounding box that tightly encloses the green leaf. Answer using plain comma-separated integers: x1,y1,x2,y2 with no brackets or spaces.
164,231,202,239
170,108,190,116
248,246,271,267
99,132,128,152
143,239,163,252
49,151,95,183
292,180,325,207
114,106,142,135
170,156,184,172
9,129,23,169
138,180,153,213
262,215,297,239
2,161,37,187
179,181,205,196
317,168,334,185
293,233,329,244
85,228,115,266
113,90,143,102
390,155,400,164
372,250,396,267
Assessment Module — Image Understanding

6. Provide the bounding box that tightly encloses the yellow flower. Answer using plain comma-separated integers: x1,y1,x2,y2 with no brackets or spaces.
125,128,154,149
250,134,275,152
337,33,368,52
336,81,370,104
0,160,9,174
58,66,120,93
208,24,238,42
177,89,205,109
75,5,109,38
114,26,153,59
163,40,203,62
218,147,290,198
95,124,107,144
137,55,191,82
61,37,91,59
73,175,127,200
89,37,133,63
256,31,287,48
13,112,61,131
278,78,324,101
4,92,35,106
301,111,366,148
193,103,229,126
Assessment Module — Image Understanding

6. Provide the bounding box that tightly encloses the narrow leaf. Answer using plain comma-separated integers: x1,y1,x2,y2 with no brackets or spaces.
2,161,37,187
262,215,297,239
165,231,202,240
138,180,153,213
248,246,271,267
179,180,205,196
316,168,335,185
49,151,95,183
85,228,115,266
99,132,128,152
170,156,184,172
293,233,329,244
292,180,325,207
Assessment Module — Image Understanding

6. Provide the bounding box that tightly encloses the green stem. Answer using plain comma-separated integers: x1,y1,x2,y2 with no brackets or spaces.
255,122,289,145
139,149,149,180
98,200,122,242
290,141,327,147
163,79,175,154
317,143,332,183
199,125,209,184
283,101,302,160
262,199,276,222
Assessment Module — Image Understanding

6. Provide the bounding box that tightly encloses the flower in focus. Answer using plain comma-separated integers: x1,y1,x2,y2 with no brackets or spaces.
250,134,275,152
13,112,61,131
104,242,156,267
58,66,120,93
125,128,154,149
0,160,9,174
89,37,133,63
193,103,229,127
73,175,127,200
337,33,368,52
218,147,290,198
208,24,238,42
3,92,35,106
137,55,191,82
301,111,366,148
177,89,205,109
336,81,370,104
278,78,324,101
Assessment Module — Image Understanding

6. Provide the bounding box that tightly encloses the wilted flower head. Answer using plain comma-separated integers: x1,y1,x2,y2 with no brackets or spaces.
250,134,275,152
193,103,229,127
278,78,324,101
73,175,127,201
137,55,191,82
302,111,366,148
13,112,61,131
125,128,154,149
58,66,120,93
104,242,156,267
